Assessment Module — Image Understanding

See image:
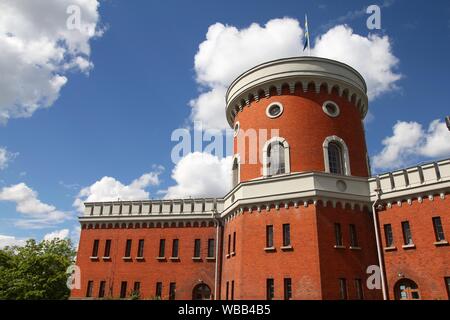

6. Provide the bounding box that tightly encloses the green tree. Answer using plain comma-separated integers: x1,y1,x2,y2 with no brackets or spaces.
0,238,76,300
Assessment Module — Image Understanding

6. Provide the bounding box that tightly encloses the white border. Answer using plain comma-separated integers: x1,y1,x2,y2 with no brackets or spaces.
262,137,290,177
323,135,351,175
265,102,284,119
322,100,340,118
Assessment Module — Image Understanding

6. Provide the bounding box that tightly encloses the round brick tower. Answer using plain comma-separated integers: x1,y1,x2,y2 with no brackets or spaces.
227,57,370,184
220,57,381,300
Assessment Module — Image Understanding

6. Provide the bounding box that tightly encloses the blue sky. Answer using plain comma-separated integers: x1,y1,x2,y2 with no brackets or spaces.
0,0,449,245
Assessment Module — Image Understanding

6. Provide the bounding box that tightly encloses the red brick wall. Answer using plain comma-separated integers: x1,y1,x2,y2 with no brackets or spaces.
316,203,382,300
71,224,217,300
221,205,323,300
234,88,369,182
378,195,450,300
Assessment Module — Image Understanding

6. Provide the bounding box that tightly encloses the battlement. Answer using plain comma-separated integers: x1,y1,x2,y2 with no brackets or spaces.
369,159,450,201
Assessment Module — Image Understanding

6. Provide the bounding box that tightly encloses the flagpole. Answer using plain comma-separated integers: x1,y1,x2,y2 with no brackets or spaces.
306,14,311,56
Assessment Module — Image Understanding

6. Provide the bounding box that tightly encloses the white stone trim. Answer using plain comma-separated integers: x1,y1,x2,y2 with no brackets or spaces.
322,100,340,118
323,135,351,176
265,102,284,119
262,136,291,177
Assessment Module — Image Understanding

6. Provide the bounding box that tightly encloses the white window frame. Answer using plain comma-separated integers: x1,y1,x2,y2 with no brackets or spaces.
262,137,290,177
265,102,284,119
322,100,340,118
323,135,351,176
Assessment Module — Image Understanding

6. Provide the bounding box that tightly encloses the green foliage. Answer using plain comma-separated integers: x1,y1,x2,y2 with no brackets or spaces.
0,238,76,300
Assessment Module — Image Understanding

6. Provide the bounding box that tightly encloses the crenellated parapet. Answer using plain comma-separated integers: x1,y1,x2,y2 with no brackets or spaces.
225,56,369,127
369,159,450,206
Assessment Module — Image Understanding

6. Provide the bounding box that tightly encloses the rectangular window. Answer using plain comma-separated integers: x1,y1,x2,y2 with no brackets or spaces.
104,239,111,258
92,240,99,257
124,239,132,257
158,239,165,257
339,278,348,300
207,239,215,258
445,277,450,300
349,224,359,247
432,217,446,241
133,282,141,295
355,279,364,300
266,279,274,300
86,280,93,298
284,278,292,300
384,224,394,247
137,239,145,258
232,232,236,253
194,239,201,258
172,239,179,258
283,224,291,247
266,225,274,248
120,281,127,299
169,282,176,300
98,281,106,298
231,280,234,300
155,282,162,299
401,221,413,245
334,223,343,246
226,281,229,300
227,234,231,255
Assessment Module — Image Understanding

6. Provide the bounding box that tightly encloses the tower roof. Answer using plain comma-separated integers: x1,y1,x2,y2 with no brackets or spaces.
225,56,369,127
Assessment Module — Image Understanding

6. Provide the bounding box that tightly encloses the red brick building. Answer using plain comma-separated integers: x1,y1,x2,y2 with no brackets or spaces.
70,57,450,300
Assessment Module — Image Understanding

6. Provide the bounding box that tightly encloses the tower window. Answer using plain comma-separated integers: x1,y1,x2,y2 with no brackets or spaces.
349,224,359,247
432,217,446,242
266,103,284,119
155,282,163,299
328,142,344,175
124,239,132,258
86,280,94,298
194,239,201,258
120,281,127,299
91,239,99,258
104,239,111,258
158,239,166,258
233,121,240,137
284,278,292,300
207,239,215,258
401,221,413,245
137,239,145,258
232,157,239,187
384,224,394,247
172,239,179,258
339,278,348,300
268,142,286,176
266,225,274,248
334,223,343,246
169,282,176,300
266,279,274,300
322,101,340,117
283,224,291,247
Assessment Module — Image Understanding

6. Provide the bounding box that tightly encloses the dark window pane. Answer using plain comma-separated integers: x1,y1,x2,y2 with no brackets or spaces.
401,221,413,245
137,239,145,257
339,278,347,300
226,281,229,300
92,240,99,257
231,281,234,300
159,239,165,257
169,282,176,300
334,223,343,246
284,278,292,300
432,217,445,241
155,282,162,299
86,280,93,298
384,224,393,247
125,239,132,257
355,279,364,300
266,279,274,300
227,234,231,255
194,239,201,258
207,239,215,258
328,142,344,174
120,281,127,299
283,224,291,246
98,281,106,298
350,224,358,247
445,278,450,300
104,239,111,257
266,225,274,248
133,282,141,295
232,159,239,187
172,239,179,258
232,232,236,253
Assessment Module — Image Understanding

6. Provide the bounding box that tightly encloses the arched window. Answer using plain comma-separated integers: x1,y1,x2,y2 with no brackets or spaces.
232,156,239,187
394,279,420,300
323,136,351,176
328,142,344,175
263,137,290,177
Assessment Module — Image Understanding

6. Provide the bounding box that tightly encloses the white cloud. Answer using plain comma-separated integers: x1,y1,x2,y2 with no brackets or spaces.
0,183,71,228
373,120,450,170
165,152,232,199
0,0,102,124
43,228,69,241
191,18,401,131
0,147,17,170
312,25,401,100
74,167,164,212
0,234,27,249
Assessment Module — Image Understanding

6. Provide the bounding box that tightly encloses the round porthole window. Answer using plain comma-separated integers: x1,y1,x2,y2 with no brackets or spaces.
266,103,284,119
233,122,240,137
322,101,340,117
